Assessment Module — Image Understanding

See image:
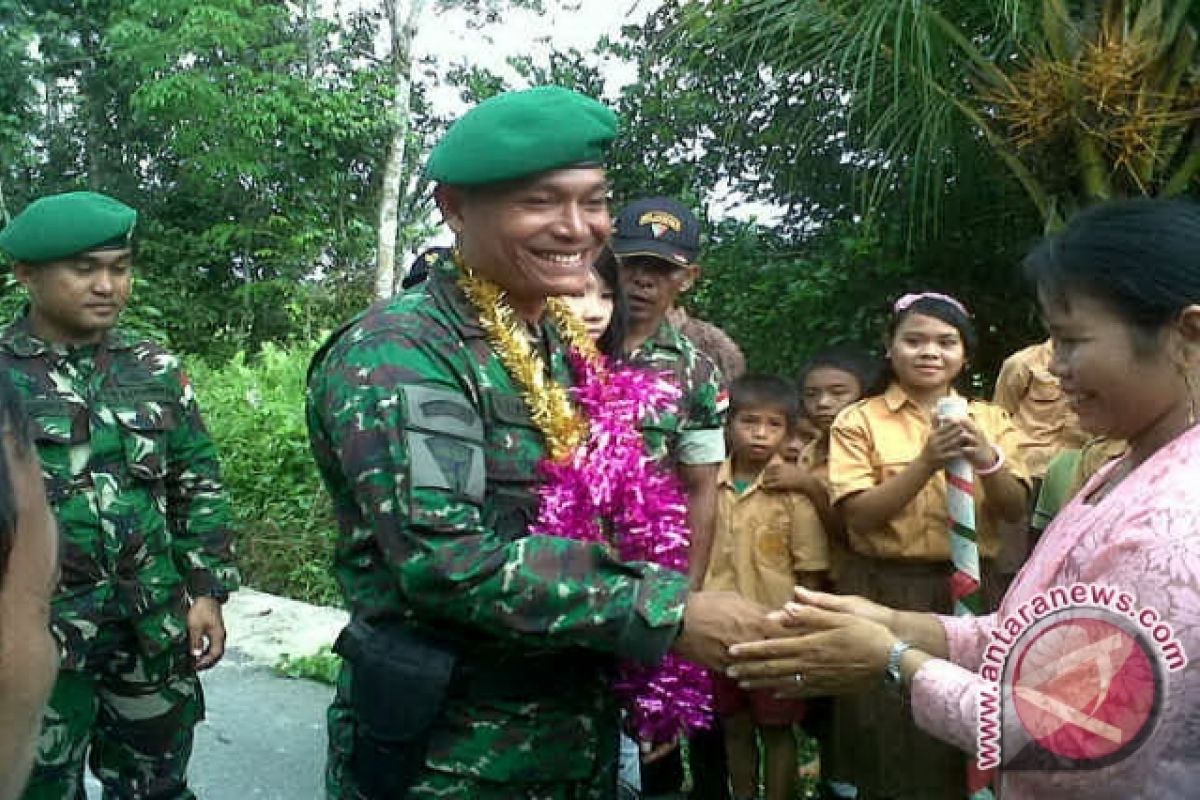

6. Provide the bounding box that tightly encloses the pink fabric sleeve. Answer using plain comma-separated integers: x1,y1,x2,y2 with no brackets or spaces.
907,612,997,752
909,657,982,754
938,612,997,672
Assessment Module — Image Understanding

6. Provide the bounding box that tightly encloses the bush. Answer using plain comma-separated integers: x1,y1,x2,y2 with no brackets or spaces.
189,340,342,606
275,645,342,685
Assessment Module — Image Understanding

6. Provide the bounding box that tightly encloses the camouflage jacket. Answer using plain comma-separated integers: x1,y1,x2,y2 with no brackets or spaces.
306,254,689,781
0,314,239,668
629,318,729,470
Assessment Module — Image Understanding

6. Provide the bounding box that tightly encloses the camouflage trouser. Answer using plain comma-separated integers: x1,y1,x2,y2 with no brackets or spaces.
326,662,620,800
21,629,203,800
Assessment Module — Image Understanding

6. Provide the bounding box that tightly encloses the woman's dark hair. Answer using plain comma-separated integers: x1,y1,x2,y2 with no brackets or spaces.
798,346,885,399
0,375,33,586
1023,198,1200,345
593,247,630,360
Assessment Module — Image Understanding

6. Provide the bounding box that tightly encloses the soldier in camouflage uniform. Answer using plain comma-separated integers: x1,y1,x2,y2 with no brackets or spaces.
307,87,776,799
0,192,239,800
611,197,733,800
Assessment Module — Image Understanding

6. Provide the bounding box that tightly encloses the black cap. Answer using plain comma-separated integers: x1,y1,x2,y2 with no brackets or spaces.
610,197,701,266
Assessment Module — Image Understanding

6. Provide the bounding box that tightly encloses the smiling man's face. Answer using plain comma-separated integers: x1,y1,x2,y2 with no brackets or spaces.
441,168,612,315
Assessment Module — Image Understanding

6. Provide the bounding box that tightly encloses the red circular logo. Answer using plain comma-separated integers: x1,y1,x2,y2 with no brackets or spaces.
1011,615,1158,762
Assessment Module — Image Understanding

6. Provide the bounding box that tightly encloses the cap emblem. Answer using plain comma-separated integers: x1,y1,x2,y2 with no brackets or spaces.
638,211,682,238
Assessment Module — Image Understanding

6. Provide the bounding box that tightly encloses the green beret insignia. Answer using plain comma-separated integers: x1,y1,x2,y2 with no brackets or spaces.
0,191,137,264
426,86,618,186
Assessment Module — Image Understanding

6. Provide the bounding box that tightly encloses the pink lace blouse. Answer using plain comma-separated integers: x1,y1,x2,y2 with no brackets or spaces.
909,424,1200,798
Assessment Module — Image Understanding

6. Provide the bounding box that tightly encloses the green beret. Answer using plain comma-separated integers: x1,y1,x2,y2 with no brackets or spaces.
0,191,137,264
426,86,618,186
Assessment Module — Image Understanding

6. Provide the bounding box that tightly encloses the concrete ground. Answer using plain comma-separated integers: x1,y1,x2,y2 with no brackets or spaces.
86,589,349,800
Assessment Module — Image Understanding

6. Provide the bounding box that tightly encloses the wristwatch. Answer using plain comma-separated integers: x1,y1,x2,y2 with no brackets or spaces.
883,640,913,692
194,586,230,604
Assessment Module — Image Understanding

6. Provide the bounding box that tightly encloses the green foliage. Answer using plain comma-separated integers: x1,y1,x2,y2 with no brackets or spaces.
274,645,342,685
1,0,397,360
680,0,1200,233
188,340,341,606
690,221,915,375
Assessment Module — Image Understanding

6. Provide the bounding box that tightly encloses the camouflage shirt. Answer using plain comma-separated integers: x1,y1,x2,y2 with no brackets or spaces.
306,254,690,782
0,314,239,669
629,318,729,470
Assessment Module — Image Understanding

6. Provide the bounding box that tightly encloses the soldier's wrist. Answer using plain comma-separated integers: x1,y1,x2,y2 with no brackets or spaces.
190,585,231,604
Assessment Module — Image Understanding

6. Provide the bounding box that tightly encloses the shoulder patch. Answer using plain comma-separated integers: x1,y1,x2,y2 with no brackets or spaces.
402,385,483,441
408,431,485,503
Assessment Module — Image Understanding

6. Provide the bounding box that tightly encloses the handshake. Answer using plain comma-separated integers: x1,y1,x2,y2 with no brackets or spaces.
671,588,902,698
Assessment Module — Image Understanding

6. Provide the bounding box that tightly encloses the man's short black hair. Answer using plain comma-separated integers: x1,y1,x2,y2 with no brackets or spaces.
0,374,32,587
729,374,801,427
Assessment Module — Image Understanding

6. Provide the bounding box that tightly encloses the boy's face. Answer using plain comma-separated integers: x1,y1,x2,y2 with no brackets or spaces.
729,406,790,464
781,428,811,462
802,366,863,432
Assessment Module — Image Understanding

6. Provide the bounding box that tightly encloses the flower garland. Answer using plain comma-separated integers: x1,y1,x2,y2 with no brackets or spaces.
457,267,590,463
457,262,712,741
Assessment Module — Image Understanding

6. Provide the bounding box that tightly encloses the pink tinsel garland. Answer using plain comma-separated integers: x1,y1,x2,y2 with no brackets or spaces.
531,349,712,743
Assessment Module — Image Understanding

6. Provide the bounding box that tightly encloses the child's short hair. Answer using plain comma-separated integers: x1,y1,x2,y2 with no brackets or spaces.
798,346,884,398
729,374,801,427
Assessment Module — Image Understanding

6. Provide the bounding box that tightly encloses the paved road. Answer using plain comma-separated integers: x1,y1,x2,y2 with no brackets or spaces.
84,590,346,799
189,652,333,799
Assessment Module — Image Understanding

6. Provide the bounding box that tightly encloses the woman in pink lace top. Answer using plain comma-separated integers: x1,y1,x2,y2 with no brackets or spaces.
727,199,1200,799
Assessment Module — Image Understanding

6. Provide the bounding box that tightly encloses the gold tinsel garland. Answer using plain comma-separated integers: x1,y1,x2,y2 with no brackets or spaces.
456,256,600,463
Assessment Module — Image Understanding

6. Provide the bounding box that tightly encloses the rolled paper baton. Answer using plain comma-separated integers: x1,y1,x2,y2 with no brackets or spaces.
936,395,981,616
936,394,993,796
935,394,969,423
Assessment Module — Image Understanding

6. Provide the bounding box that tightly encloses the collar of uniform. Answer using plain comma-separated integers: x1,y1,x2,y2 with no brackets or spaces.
717,458,735,487
426,252,487,338
717,457,764,495
632,317,683,359
882,382,966,415
881,381,911,413
1031,338,1054,371
0,309,133,358
425,252,563,348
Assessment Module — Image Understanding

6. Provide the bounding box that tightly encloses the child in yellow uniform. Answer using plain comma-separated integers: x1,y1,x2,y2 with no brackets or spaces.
704,375,828,800
760,347,880,799
828,292,1030,800
764,346,882,586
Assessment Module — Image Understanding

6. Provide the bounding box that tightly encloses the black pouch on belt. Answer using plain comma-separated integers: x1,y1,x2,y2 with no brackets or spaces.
333,618,457,799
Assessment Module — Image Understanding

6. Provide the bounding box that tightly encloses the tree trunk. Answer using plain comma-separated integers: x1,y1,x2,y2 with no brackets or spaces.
374,0,426,300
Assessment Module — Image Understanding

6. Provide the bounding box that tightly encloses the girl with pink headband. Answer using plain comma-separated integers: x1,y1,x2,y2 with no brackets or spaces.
810,292,1032,799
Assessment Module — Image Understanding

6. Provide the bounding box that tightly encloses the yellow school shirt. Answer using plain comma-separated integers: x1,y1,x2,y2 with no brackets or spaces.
993,339,1088,478
702,459,829,608
829,383,1031,561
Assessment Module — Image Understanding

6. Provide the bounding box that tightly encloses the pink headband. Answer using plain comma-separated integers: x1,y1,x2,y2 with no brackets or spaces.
893,292,970,317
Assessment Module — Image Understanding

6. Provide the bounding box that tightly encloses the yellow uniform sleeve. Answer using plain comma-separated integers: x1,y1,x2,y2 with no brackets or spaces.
829,402,878,503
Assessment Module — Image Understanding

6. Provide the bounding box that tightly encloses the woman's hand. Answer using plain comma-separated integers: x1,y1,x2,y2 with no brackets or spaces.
780,587,896,631
726,605,896,698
